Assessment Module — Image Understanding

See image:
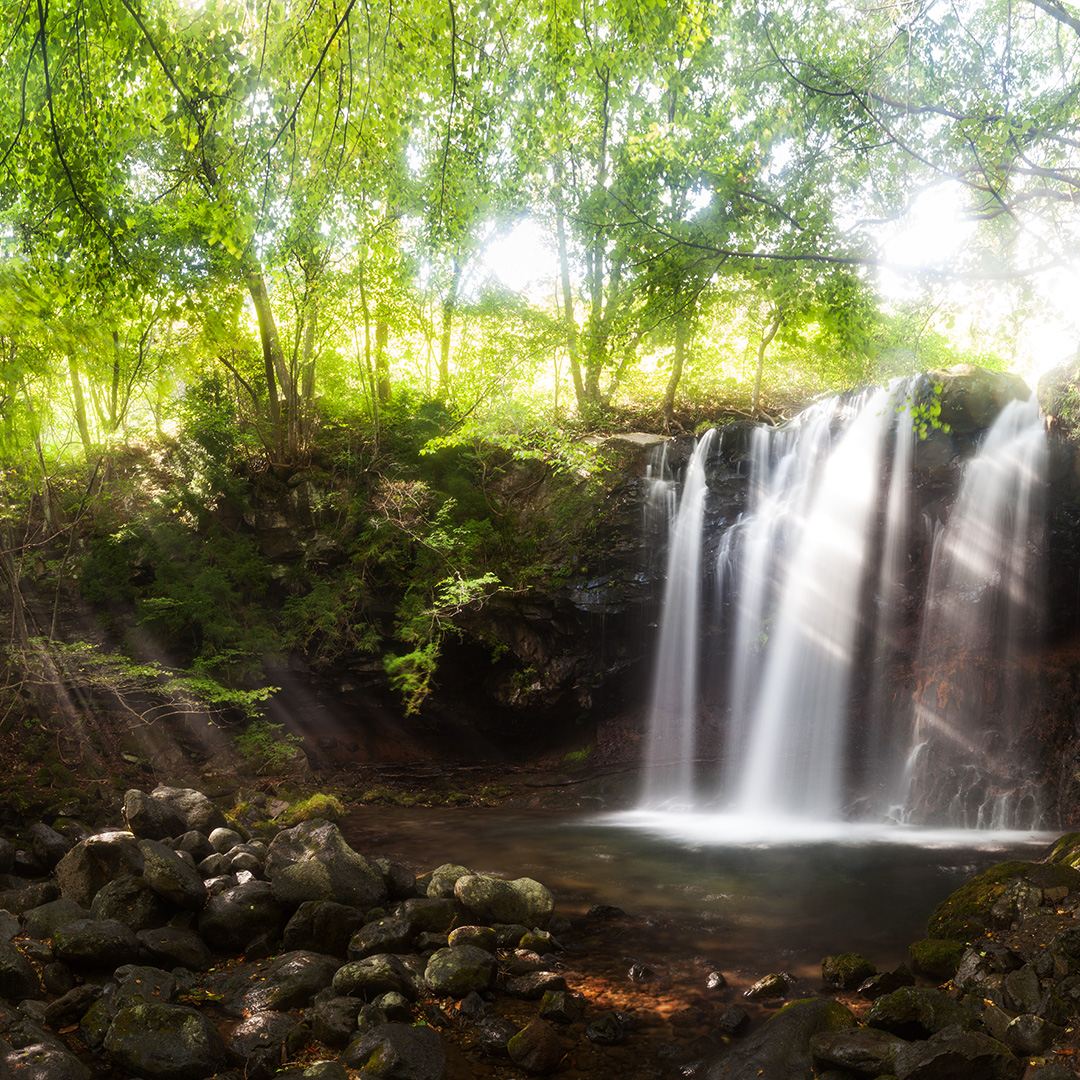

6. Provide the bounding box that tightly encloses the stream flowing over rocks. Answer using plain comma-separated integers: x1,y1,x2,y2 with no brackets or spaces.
0,786,1079,1079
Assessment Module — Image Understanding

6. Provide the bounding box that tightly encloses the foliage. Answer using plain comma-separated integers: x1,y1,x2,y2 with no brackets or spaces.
7,639,274,729
233,719,304,773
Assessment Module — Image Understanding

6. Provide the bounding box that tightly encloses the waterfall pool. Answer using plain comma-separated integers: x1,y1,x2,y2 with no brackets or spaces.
342,805,1053,987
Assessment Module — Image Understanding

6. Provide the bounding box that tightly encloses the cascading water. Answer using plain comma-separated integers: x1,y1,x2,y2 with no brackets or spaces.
638,380,1049,832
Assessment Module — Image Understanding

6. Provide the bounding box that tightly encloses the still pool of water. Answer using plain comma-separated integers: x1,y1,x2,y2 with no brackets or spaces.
342,806,1055,984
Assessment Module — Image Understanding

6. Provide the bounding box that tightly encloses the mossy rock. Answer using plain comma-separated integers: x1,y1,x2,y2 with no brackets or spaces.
925,860,1080,943
1046,832,1080,869
821,953,877,990
909,938,966,982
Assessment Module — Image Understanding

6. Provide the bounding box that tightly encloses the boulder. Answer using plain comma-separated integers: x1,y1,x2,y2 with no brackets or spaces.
51,919,142,968
424,945,497,998
202,950,340,1015
507,1018,565,1074
90,875,172,932
225,1009,301,1058
821,952,877,990
122,791,186,841
893,1028,1022,1080
453,874,554,928
283,900,367,956
704,998,855,1080
810,1025,908,1077
150,787,228,834
0,942,42,999
930,364,1030,435
136,927,214,972
22,898,90,941
332,954,420,1001
26,823,72,869
103,1002,227,1080
2,1042,92,1079
138,839,208,910
265,820,387,910
866,986,975,1040
55,832,145,908
349,916,415,960
342,1022,447,1080
197,880,286,953
312,995,365,1048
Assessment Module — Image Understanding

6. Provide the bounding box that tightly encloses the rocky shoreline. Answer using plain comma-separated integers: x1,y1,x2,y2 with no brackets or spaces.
0,787,1077,1079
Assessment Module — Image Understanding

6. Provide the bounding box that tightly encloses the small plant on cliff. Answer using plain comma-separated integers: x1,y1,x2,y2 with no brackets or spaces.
233,719,303,772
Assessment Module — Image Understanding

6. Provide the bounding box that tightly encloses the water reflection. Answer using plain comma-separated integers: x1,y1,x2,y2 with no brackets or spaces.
342,807,1052,981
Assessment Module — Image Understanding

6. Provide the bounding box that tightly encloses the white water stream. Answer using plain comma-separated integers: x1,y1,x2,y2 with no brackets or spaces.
639,384,1049,834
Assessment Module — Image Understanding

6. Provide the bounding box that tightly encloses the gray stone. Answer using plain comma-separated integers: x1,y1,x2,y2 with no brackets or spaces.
283,900,366,956
343,1022,447,1080
136,926,214,971
1002,1012,1062,1056
103,1001,227,1080
26,822,72,870
138,839,208,910
505,971,567,999
349,916,415,960
205,950,339,1014
332,954,420,1001
866,985,974,1039
44,984,102,1028
453,873,555,928
427,863,471,899
55,831,145,908
424,945,497,998
123,790,186,841
209,826,244,853
743,972,794,1001
0,942,42,999
2,1042,91,1079
90,874,172,932
0,882,59,915
172,830,213,864
538,989,584,1024
225,1009,301,1057
265,820,387,910
311,995,365,1048
52,918,141,968
22,898,90,941
197,880,286,953
704,998,856,1080
447,925,497,952
508,1017,565,1073
150,786,228,834
821,953,877,990
810,1025,909,1078
1003,964,1042,1014
394,898,463,934
894,1028,1022,1080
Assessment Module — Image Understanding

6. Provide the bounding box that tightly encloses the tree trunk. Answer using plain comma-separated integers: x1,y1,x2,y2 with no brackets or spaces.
753,307,785,415
438,261,462,399
662,317,689,430
554,199,585,408
300,288,318,445
375,317,391,403
245,264,288,459
67,353,93,455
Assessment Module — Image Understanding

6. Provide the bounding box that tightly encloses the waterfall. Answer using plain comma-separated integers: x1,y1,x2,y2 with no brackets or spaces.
638,382,1048,830
640,429,717,808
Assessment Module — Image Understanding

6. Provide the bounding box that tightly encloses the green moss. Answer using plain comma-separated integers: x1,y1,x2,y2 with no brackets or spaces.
909,938,966,982
561,744,593,771
277,792,345,825
925,860,1080,943
1047,832,1080,869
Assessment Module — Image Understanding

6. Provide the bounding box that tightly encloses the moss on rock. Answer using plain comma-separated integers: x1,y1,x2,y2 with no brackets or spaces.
909,938,966,982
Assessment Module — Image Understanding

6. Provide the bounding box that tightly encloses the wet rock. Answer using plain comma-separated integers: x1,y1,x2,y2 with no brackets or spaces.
43,984,102,1028
508,1017,565,1074
136,926,214,971
821,953,877,990
226,1010,302,1058
810,1025,908,1077
138,839,207,910
55,832,144,908
394,897,463,934
0,881,59,914
332,953,420,1001
932,363,1030,435
447,925,497,952
585,1010,628,1045
704,998,855,1080
743,972,794,1002
539,989,585,1024
2,1041,91,1079
197,880,286,953
990,878,1044,929
427,863,471,899
172,830,213,864
90,874,172,932
908,938,965,981
312,995,364,1048
209,827,244,854
22,898,89,941
454,874,554,928
715,1006,751,1037
26,823,72,870
114,965,178,1006
0,942,42,999
103,1001,227,1080
150,787,228,835
424,945,497,998
1003,1011,1062,1056
1003,963,1042,1014
706,970,728,991
866,985,974,1039
477,1016,518,1057
204,951,340,1015
284,900,366,956
342,1021,447,1079
51,918,141,968
122,791,185,841
858,962,916,1000
893,1027,1022,1080
374,858,417,901
265,820,387,911
349,916,414,959
505,970,567,999
586,903,626,920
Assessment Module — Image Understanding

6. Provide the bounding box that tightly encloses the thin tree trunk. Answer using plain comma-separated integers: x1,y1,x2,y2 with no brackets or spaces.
375,317,390,404
67,353,93,455
245,265,287,459
753,307,785,415
554,199,585,407
662,317,689,431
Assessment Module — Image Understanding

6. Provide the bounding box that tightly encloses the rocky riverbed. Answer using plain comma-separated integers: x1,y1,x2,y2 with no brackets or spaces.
0,786,1078,1079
